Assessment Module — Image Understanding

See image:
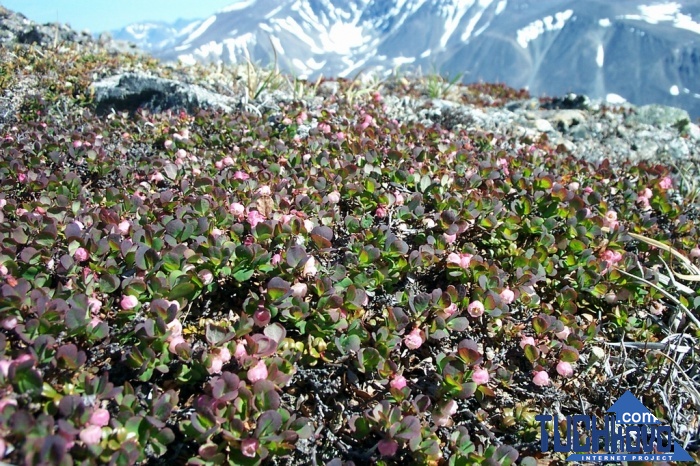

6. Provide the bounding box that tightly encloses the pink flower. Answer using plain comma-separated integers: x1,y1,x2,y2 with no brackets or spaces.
600,249,623,272
336,132,346,140
271,254,282,265
89,408,110,427
403,328,424,350
117,220,130,235
222,156,235,167
443,399,458,416
497,158,510,176
447,252,472,269
472,368,490,385
0,361,11,378
444,303,458,317
0,396,16,412
318,123,331,134
120,295,138,311
520,336,536,349
208,357,223,375
467,301,484,318
377,438,399,457
229,202,245,219
603,210,619,230
555,326,571,340
291,283,308,298
149,171,164,183
394,192,404,206
533,371,550,387
247,210,266,227
89,316,102,328
637,196,651,210
327,191,341,204
257,185,271,196
217,346,232,364
164,140,173,149
1,317,17,330
640,188,653,199
74,247,89,262
568,182,580,191
443,233,457,244
168,335,186,354
79,425,102,445
17,173,26,183
556,361,574,378
233,170,250,180
375,205,387,218
166,319,182,339
690,247,700,259
241,438,259,458
247,360,268,382
234,341,248,361
215,160,224,170
0,265,7,276
211,227,223,238
303,257,318,277
500,287,515,304
390,374,407,390
659,176,672,190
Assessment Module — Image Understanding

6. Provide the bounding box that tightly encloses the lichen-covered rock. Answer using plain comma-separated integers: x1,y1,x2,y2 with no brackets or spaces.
90,72,240,114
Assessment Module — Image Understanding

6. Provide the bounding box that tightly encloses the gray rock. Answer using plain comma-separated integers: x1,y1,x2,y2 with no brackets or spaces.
534,119,554,133
626,104,690,128
90,72,240,114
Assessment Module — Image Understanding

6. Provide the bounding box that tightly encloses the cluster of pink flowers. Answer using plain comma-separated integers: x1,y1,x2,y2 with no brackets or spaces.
637,187,653,210
79,407,111,445
600,249,623,273
446,252,473,269
165,314,186,354
208,346,232,375
659,176,673,190
357,114,374,133
327,191,341,204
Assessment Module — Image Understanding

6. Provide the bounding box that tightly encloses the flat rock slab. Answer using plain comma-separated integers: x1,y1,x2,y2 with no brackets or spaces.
90,72,239,114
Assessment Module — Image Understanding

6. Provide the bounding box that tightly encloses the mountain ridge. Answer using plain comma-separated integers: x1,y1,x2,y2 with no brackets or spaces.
111,0,700,118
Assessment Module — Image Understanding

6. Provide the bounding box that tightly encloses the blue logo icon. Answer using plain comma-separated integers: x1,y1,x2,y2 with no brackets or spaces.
536,390,693,462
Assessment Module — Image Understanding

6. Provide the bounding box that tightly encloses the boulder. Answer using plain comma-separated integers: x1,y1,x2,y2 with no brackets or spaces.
90,72,240,114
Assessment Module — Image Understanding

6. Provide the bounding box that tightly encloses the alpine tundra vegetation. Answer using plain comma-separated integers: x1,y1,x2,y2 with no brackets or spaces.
0,5,699,466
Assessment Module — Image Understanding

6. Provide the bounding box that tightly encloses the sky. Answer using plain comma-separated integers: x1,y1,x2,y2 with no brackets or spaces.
1,1,238,32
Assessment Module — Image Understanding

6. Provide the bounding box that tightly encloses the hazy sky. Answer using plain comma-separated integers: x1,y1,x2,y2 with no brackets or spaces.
1,1,238,32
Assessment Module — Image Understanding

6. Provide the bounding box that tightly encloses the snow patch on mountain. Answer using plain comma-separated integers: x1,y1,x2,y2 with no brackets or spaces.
220,0,257,13
621,2,700,34
516,10,573,48
183,15,217,45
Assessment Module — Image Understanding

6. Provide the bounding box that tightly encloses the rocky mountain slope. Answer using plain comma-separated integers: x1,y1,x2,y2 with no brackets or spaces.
114,0,700,118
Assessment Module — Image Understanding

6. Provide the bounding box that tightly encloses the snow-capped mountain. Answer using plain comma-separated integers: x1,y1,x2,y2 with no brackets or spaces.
115,0,700,117
110,18,204,53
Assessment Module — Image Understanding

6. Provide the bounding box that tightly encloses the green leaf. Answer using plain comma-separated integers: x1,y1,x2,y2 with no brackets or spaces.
99,274,120,293
169,282,196,300
233,269,255,282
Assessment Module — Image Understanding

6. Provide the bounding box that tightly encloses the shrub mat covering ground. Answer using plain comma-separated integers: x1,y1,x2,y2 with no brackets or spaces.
0,11,699,466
